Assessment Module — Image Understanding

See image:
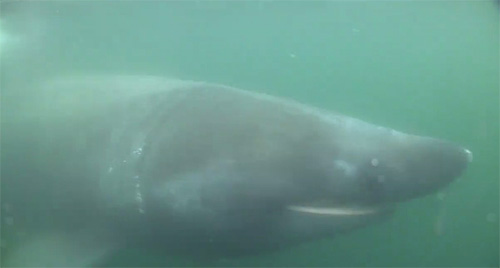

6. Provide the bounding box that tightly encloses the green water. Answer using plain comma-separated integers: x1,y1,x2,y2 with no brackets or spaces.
1,1,498,267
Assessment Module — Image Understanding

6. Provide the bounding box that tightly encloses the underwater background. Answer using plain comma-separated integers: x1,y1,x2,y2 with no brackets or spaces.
1,1,498,267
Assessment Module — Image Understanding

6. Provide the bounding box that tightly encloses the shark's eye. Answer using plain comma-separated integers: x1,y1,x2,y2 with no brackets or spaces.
362,158,390,200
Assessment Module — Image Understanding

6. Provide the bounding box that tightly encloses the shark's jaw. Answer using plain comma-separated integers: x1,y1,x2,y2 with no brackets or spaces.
286,203,395,216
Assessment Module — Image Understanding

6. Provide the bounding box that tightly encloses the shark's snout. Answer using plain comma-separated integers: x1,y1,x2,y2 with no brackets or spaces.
464,148,473,163
448,145,473,179
394,139,472,202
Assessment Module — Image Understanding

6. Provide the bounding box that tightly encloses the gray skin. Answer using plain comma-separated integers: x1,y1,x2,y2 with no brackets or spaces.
1,75,472,264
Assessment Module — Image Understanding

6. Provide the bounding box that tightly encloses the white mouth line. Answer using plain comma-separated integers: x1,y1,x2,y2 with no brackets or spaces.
287,205,379,216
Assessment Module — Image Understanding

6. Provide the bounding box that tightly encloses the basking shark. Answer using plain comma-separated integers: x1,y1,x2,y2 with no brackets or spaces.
1,75,472,266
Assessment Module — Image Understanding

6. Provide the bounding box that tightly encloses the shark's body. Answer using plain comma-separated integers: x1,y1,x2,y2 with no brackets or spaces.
1,75,472,266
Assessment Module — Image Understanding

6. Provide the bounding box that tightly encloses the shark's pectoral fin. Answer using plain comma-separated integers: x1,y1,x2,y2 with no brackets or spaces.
2,227,120,267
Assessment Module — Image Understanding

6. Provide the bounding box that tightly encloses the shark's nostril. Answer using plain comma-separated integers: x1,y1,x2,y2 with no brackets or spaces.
464,148,473,163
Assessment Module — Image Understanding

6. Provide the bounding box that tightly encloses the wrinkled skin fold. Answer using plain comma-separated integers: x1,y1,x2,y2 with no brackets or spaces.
1,75,472,266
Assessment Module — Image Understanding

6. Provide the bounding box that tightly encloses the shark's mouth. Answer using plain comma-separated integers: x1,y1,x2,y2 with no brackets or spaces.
286,203,395,216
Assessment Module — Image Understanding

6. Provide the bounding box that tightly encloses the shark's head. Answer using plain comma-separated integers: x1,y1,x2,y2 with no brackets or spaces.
139,114,472,257
268,115,472,251
291,115,472,216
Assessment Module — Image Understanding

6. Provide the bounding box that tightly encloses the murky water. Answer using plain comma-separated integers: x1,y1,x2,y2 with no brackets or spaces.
1,1,498,267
